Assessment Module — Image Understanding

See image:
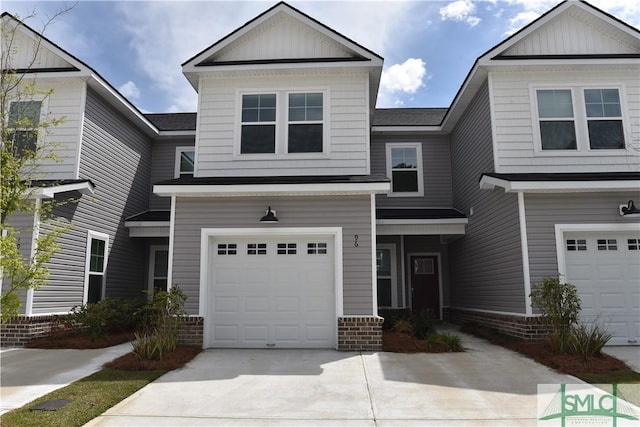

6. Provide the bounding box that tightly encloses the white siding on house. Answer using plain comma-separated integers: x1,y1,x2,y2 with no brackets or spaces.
196,73,369,177
502,10,638,56
490,69,640,173
4,26,74,69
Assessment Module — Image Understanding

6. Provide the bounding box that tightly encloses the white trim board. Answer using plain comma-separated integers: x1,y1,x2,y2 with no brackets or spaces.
155,182,390,197
479,176,639,193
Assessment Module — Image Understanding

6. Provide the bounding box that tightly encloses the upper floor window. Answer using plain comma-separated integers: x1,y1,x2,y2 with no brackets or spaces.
241,94,276,154
534,87,625,152
175,147,195,178
238,90,326,156
288,93,323,153
8,100,42,156
385,143,424,197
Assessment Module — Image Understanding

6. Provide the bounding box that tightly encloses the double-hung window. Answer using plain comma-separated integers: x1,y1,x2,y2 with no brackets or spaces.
8,100,42,156
240,94,276,154
175,147,195,178
386,143,423,197
534,87,625,152
288,92,323,153
84,231,108,304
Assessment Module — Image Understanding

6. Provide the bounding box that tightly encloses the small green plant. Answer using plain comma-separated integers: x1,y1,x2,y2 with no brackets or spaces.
570,322,612,362
69,298,144,341
413,308,436,339
380,308,412,331
424,332,439,350
133,285,187,360
530,276,581,354
393,319,414,335
440,332,464,352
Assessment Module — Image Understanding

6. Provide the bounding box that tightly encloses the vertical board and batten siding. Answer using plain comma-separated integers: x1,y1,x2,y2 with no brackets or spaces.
5,27,73,69
172,196,373,315
215,13,351,62
490,69,640,173
31,88,152,313
371,134,453,208
1,211,35,314
449,82,525,313
150,138,195,210
524,192,640,285
196,73,369,176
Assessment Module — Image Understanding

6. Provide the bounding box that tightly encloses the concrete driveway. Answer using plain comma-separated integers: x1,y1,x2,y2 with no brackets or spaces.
87,333,580,427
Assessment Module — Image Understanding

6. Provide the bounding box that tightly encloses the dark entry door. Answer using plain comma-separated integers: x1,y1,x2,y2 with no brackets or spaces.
410,255,440,316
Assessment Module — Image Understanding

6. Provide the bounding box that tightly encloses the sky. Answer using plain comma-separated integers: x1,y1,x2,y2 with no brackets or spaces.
4,0,639,114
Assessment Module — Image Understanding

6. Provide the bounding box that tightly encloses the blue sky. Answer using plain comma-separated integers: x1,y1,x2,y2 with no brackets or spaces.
4,0,639,113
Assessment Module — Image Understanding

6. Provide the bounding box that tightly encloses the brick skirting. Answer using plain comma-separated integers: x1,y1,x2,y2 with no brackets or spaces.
0,315,58,347
338,316,383,351
177,316,204,346
445,307,549,340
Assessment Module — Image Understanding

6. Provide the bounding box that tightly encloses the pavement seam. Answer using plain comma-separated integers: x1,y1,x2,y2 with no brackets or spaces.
359,352,378,426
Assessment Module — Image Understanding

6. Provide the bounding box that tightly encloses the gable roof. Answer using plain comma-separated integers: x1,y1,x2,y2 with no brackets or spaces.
1,12,158,137
441,0,640,132
145,113,197,131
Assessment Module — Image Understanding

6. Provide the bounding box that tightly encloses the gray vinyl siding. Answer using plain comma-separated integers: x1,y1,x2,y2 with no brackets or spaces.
525,191,640,285
371,134,453,208
31,88,152,313
2,211,34,314
150,138,194,210
172,195,373,315
449,81,525,313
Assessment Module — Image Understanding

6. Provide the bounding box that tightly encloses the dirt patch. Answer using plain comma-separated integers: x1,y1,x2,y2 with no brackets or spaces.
460,324,630,376
104,345,202,371
25,331,134,349
382,331,451,353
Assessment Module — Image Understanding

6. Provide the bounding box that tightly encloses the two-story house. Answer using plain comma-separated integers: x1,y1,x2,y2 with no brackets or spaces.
2,0,638,349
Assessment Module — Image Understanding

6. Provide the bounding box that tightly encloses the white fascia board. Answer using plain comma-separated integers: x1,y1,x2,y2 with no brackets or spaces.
376,223,466,236
33,181,95,199
371,126,444,134
479,176,640,193
124,221,170,228
157,130,196,138
154,182,391,197
190,61,378,74
376,218,468,225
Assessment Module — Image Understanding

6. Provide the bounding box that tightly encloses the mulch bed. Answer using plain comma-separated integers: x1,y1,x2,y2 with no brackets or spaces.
104,345,202,371
460,323,630,376
25,331,135,349
382,331,451,353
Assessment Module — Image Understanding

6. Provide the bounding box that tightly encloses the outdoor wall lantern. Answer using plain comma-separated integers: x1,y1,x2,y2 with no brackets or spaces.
259,206,278,223
620,200,640,217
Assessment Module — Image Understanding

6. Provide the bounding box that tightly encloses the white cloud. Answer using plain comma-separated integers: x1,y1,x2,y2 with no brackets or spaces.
378,58,426,107
118,81,140,100
439,0,481,26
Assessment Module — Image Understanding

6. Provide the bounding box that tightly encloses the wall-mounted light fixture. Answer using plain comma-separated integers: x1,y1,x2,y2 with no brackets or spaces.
620,200,640,217
259,206,278,223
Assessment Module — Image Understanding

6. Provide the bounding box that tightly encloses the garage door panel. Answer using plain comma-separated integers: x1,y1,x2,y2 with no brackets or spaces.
275,297,300,313
564,231,640,346
214,297,239,313
245,296,269,312
244,325,269,342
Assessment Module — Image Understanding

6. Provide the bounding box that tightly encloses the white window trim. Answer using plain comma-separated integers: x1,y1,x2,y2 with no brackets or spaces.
148,245,169,294
7,97,49,148
234,88,330,159
385,142,424,197
174,146,195,178
83,230,109,304
376,244,399,309
530,83,629,156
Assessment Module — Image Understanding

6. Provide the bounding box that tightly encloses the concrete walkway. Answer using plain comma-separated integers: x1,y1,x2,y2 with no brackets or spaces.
86,332,582,427
0,342,131,415
604,346,640,372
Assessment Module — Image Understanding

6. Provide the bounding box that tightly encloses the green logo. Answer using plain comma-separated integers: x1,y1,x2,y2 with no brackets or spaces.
539,384,639,426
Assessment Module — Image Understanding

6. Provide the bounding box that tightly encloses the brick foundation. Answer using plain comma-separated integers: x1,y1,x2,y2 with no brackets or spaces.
177,316,204,346
337,316,383,351
0,315,59,347
445,307,549,340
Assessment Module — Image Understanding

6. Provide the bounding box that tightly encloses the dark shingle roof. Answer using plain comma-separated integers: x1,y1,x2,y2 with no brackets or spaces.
373,108,448,126
145,113,197,131
125,210,170,222
482,172,640,182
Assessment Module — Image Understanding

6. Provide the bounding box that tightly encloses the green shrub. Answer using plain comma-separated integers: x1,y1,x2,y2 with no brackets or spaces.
530,277,581,354
70,298,144,341
570,322,612,362
413,308,436,339
133,285,187,360
379,308,411,331
392,319,414,335
440,332,464,352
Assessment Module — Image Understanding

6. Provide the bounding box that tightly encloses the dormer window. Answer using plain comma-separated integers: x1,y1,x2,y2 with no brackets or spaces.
241,94,276,154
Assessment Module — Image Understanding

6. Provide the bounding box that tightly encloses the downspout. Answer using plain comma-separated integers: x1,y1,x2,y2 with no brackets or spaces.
518,192,533,315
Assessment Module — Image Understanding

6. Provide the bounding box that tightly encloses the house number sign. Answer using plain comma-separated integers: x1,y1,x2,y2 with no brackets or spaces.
354,234,359,247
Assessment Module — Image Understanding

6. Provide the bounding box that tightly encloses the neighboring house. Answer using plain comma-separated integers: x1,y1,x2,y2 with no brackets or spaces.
1,0,638,349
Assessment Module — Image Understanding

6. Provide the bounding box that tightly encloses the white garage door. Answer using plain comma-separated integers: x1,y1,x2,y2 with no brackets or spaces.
564,231,640,345
208,235,335,348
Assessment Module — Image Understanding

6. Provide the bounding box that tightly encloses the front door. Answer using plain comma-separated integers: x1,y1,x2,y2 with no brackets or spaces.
410,255,440,316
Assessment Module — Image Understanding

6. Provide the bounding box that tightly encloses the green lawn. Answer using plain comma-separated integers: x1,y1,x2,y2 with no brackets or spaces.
0,368,166,427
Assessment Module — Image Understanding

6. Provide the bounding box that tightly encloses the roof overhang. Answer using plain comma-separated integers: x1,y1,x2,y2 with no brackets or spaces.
124,221,170,238
371,125,445,134
479,175,640,193
376,218,467,236
154,181,390,197
31,181,95,199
